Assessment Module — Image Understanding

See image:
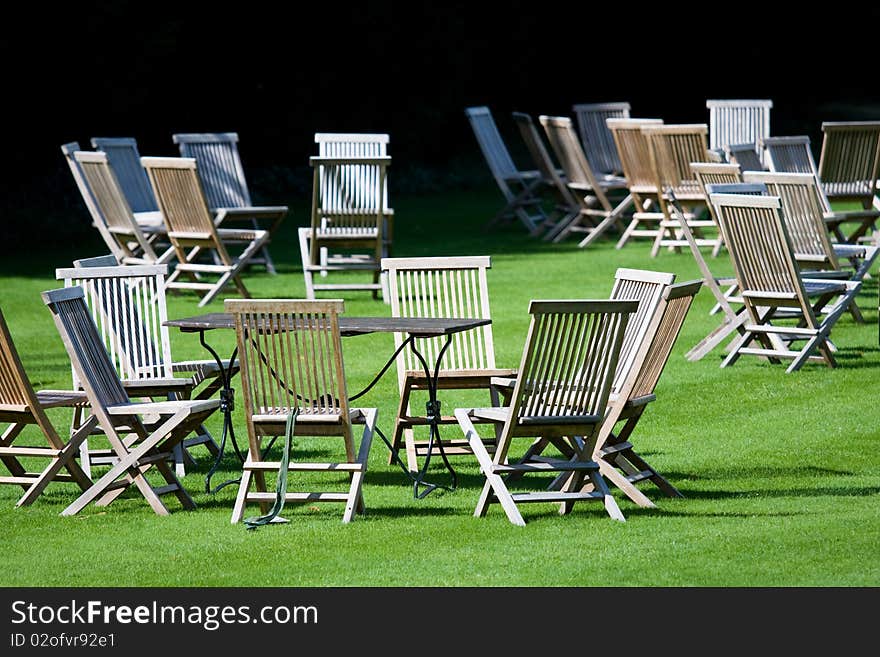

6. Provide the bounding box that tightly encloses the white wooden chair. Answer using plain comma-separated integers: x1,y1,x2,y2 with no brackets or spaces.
382,256,517,472
465,106,549,233
299,155,390,301
455,299,636,526
226,299,377,524
90,137,163,226
173,132,288,274
708,193,861,372
141,156,270,307
706,99,772,166
42,287,220,515
56,259,225,477
0,307,94,506
539,115,631,247
571,102,631,176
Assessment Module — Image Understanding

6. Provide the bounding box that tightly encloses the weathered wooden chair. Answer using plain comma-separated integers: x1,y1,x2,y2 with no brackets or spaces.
173,132,287,274
90,137,162,225
141,156,270,307
382,256,517,472
454,299,636,526
817,121,880,242
56,260,224,477
226,299,377,524
708,192,861,372
725,142,765,172
690,161,744,258
539,115,631,247
763,135,818,175
643,124,721,257
42,287,220,515
0,307,94,506
571,102,631,176
298,155,390,301
61,145,171,265
607,118,665,249
706,99,772,166
511,112,581,240
465,106,549,233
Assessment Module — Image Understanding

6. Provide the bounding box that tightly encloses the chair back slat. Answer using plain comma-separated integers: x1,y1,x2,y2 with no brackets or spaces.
465,107,518,179
726,143,764,172
818,122,880,201
227,299,348,417
310,157,388,235
643,125,710,196
74,151,139,233
173,133,252,209
315,133,391,212
90,137,158,213
508,300,635,422
42,287,130,409
706,100,772,165
141,157,217,235
572,102,631,174
607,118,664,190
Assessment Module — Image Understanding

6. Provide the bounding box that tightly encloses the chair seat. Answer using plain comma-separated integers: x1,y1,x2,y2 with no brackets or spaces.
403,368,517,381
106,398,220,416
34,389,88,408
469,406,511,423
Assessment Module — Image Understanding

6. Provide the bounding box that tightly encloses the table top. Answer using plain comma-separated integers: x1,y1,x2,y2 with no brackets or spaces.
165,313,490,337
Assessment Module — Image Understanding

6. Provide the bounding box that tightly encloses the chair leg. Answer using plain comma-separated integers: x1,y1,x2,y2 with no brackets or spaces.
298,228,316,299
597,459,656,509
231,467,253,524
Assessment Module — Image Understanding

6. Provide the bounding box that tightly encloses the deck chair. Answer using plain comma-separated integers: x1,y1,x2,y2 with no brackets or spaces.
708,193,861,372
0,307,94,506
706,99,772,166
42,287,220,515
455,299,636,526
299,156,390,301
817,121,880,242
173,132,287,274
141,157,270,307
226,299,377,524
607,118,666,249
725,142,765,172
465,106,549,233
643,124,721,257
511,112,580,240
382,256,517,472
571,102,631,176
539,115,631,247
89,137,162,226
56,260,225,477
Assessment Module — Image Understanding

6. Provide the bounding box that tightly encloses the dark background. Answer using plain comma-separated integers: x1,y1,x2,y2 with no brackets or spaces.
3,2,879,247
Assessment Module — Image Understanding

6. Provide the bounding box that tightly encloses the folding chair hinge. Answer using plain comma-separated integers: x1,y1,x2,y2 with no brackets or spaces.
425,400,441,423
220,388,235,413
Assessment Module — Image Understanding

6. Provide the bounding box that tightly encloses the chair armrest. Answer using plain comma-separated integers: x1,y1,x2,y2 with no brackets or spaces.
214,206,288,232
823,209,880,223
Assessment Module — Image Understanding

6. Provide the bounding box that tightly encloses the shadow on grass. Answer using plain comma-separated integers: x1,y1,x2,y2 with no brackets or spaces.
673,485,880,501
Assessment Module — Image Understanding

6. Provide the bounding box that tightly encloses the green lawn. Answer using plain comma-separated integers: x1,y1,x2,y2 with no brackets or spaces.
2,187,878,586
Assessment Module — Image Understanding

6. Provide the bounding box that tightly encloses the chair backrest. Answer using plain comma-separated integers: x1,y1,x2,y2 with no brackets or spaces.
506,300,636,427
42,287,130,412
643,125,710,196
315,133,391,212
141,157,218,236
465,106,519,182
690,162,743,229
512,112,571,196
608,268,676,395
90,137,158,214
742,171,838,267
382,256,497,386
762,135,818,175
226,299,350,422
56,263,173,386
309,156,389,239
173,132,252,209
539,115,610,208
0,307,41,411
571,102,631,175
818,121,880,203
725,143,764,172
706,99,772,165
607,118,664,191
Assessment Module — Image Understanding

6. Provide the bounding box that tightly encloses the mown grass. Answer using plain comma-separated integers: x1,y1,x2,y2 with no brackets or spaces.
1,187,878,586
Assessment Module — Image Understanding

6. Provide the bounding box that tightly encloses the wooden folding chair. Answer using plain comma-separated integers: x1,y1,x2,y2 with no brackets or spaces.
298,155,390,300
141,157,270,307
817,121,880,242
643,124,722,257
173,132,288,274
455,299,636,526
56,260,224,477
763,135,818,174
708,193,861,372
571,102,631,176
706,99,772,167
0,307,94,506
725,142,765,172
42,287,220,515
90,137,163,225
607,118,665,249
226,299,377,524
539,115,631,247
465,106,549,233
511,112,581,239
382,256,517,472
690,161,745,258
